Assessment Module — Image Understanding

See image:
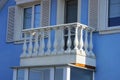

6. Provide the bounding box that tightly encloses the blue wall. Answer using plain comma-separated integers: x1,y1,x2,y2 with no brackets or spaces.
1,0,120,80
0,0,22,80
93,33,120,80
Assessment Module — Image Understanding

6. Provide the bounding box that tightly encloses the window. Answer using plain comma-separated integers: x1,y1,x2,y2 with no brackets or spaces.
13,66,94,80
7,0,50,42
89,0,120,34
23,4,41,29
108,0,120,27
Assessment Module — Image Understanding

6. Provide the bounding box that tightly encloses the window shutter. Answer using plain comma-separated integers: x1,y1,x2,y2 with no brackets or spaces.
41,0,50,27
6,6,15,42
88,0,98,30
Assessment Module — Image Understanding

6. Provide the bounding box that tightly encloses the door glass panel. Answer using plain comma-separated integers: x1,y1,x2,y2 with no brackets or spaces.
34,4,41,28
17,69,25,80
23,7,32,29
29,68,50,80
55,68,63,80
65,0,78,23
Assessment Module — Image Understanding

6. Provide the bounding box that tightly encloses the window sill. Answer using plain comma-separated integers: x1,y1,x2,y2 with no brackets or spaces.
98,26,120,34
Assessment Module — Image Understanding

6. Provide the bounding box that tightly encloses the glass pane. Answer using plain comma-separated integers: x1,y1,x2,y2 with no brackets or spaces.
65,0,78,23
29,68,50,80
34,4,41,28
23,7,32,29
108,0,120,27
55,68,63,80
70,67,93,80
17,69,24,80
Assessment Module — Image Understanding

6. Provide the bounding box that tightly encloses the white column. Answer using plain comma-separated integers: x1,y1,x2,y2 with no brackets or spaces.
63,67,70,80
74,27,79,52
60,27,65,54
21,33,27,57
13,69,17,80
46,28,51,55
84,29,89,56
50,68,54,80
24,69,29,80
79,26,84,54
33,31,39,56
28,31,33,57
89,30,95,57
38,29,45,56
66,27,71,53
53,27,58,54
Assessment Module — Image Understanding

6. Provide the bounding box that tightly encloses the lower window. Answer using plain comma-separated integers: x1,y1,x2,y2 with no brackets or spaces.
15,66,94,80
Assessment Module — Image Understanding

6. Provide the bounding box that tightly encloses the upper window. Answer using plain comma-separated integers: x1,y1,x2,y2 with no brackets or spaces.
23,4,41,29
108,0,120,27
89,0,120,34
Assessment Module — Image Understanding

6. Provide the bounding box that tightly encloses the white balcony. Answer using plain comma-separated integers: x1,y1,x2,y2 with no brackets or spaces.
20,23,96,68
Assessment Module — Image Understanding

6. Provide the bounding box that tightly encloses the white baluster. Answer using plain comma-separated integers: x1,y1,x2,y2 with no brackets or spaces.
66,27,71,53
60,27,64,54
79,26,84,55
74,26,79,53
32,31,39,56
52,27,58,54
38,29,45,56
84,29,89,56
46,28,51,55
89,30,95,57
21,32,27,57
28,31,33,57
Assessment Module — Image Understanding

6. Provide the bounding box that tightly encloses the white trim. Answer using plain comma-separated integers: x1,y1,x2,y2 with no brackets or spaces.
78,0,81,22
13,69,17,80
63,67,70,80
57,0,65,24
24,69,29,80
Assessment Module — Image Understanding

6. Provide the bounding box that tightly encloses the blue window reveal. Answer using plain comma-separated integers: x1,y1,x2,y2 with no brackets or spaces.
108,0,120,27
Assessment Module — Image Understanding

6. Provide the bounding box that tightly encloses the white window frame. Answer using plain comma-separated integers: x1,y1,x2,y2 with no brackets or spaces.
98,0,120,34
56,0,81,24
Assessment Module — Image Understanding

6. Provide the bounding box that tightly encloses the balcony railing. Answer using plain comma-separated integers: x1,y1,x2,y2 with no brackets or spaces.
21,23,95,58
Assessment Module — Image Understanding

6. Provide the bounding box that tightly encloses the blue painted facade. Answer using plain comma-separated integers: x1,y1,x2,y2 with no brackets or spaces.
0,0,120,80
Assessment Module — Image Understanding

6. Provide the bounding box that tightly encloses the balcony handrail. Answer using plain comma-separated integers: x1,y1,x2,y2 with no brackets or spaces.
22,22,95,33
21,22,95,58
